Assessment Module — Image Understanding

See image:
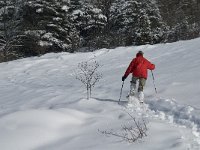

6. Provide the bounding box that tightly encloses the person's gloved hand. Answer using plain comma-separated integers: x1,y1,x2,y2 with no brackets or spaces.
122,76,126,81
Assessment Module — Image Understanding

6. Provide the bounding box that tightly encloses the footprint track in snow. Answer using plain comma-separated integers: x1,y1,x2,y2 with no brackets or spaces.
145,98,200,149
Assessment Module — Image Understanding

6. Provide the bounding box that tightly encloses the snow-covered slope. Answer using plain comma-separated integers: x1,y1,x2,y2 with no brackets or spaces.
0,38,200,150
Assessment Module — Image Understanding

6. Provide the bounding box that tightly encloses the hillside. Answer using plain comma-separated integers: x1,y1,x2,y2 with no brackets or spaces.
0,38,200,150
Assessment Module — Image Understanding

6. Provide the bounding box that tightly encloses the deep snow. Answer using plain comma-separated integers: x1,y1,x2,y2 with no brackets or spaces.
0,38,200,150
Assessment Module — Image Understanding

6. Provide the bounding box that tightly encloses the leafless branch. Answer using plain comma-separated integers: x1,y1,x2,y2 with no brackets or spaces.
99,114,148,143
75,60,102,99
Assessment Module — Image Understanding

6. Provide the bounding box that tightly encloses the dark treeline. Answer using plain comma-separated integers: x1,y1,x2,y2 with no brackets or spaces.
0,0,200,62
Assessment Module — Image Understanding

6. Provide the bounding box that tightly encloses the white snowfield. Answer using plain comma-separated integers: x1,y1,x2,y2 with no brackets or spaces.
0,38,200,150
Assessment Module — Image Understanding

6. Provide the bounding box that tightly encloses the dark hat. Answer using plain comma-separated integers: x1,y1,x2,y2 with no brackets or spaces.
138,51,144,54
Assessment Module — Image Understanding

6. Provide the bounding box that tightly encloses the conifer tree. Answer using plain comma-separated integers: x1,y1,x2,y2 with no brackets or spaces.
70,0,107,49
0,0,24,61
23,0,79,55
157,0,200,41
110,0,165,45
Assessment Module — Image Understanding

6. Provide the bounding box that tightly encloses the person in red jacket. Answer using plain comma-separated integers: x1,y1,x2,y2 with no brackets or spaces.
122,51,155,102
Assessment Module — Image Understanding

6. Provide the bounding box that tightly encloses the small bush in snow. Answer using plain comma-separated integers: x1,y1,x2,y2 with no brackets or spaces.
99,112,148,143
75,60,102,100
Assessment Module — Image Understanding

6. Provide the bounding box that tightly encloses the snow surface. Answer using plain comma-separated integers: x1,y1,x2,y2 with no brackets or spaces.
0,38,200,150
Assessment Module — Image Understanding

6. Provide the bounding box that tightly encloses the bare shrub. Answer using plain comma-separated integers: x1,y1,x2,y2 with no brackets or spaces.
99,112,148,143
75,60,102,99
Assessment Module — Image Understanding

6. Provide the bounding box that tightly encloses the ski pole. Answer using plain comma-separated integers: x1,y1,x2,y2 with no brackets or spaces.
151,70,157,94
118,81,124,103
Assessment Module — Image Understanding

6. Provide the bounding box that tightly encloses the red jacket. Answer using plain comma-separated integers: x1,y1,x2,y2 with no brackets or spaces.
124,53,155,79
